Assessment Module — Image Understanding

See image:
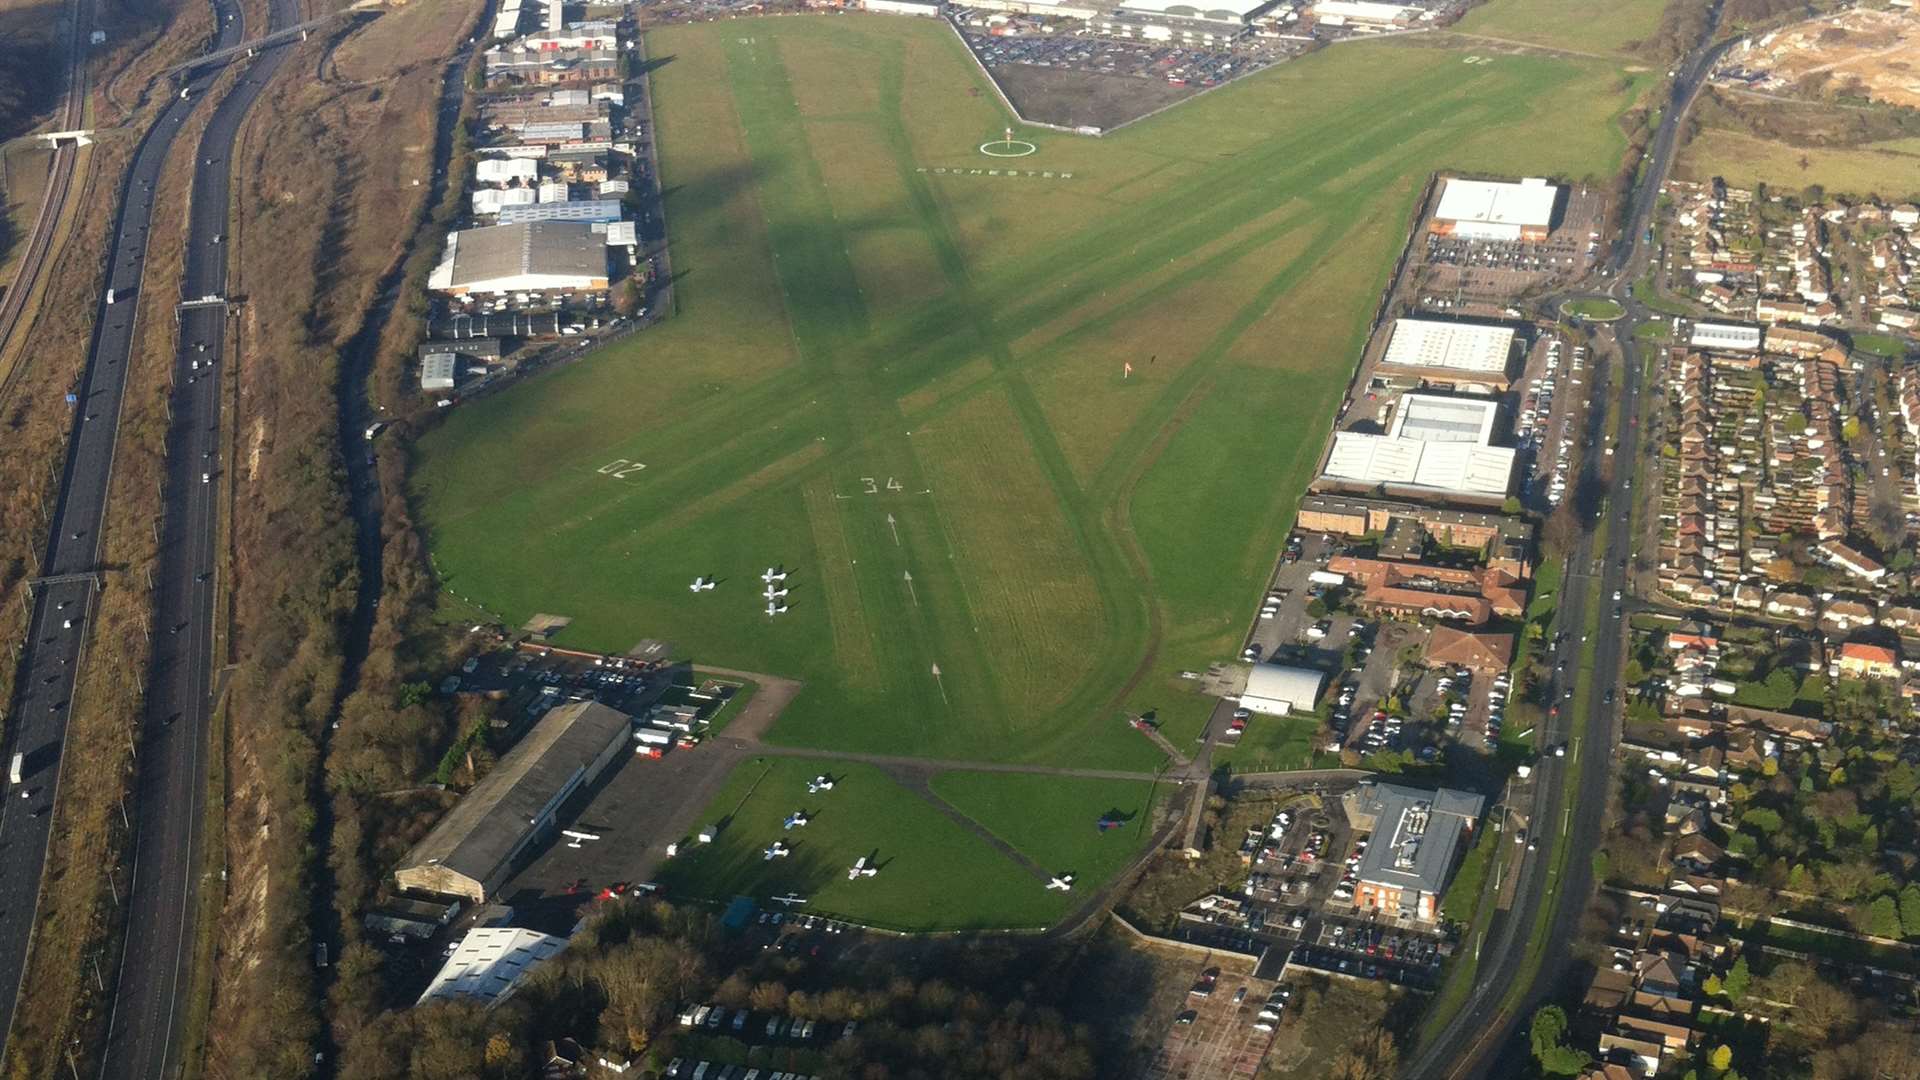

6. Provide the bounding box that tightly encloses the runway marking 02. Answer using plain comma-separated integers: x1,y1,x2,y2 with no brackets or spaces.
597,459,647,478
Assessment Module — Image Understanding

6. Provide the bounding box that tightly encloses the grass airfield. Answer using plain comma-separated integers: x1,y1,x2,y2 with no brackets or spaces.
415,13,1644,922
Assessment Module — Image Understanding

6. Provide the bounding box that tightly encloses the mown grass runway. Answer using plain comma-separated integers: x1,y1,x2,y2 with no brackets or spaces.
417,18,1639,768
415,14,1645,921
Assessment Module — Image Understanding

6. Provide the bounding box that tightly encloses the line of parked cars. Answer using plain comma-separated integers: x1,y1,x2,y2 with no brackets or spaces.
1331,836,1368,902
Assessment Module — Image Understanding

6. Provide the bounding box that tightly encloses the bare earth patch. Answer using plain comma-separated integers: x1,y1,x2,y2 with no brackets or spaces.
986,63,1200,131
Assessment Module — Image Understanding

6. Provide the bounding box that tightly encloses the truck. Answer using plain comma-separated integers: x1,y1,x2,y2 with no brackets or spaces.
8,753,21,786
106,288,117,305
1306,569,1347,588
635,728,672,748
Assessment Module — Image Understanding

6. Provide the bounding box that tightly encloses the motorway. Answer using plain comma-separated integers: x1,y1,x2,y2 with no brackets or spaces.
0,0,91,380
98,0,302,1075
1404,13,1733,1080
0,0,250,1056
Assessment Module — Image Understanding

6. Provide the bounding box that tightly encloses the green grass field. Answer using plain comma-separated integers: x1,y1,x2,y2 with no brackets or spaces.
1210,716,1334,774
1453,0,1668,58
414,18,1642,784
1677,129,1920,199
928,770,1162,885
656,758,1073,929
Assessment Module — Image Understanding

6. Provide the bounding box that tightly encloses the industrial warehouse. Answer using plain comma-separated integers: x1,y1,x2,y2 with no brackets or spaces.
1428,176,1562,242
1317,392,1518,503
1375,317,1518,391
393,700,633,903
426,220,613,297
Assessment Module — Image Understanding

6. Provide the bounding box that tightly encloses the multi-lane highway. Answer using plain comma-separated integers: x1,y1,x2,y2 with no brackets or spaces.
0,0,91,376
0,0,250,1054
1405,15,1731,1080
99,0,301,1075
0,0,294,1072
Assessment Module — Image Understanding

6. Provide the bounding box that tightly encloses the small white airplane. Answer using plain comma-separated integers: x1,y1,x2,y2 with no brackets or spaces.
847,856,878,880
765,601,789,617
807,775,835,794
762,585,789,600
688,576,715,592
761,567,788,584
763,841,791,861
783,811,810,830
562,829,601,849
772,893,809,907
1047,874,1075,892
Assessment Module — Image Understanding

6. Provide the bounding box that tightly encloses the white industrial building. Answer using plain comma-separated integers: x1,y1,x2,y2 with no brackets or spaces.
471,186,538,216
492,0,525,39
1118,0,1278,23
428,221,611,296
498,199,623,224
1390,393,1502,444
421,352,458,392
1689,321,1763,352
419,927,568,1007
1310,0,1419,25
1240,664,1326,716
1378,319,1516,385
476,157,539,185
1430,177,1561,243
864,0,945,13
1320,393,1515,500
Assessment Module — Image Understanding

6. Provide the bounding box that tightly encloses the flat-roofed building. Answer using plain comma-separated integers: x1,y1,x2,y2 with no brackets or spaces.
1390,392,1501,443
1688,321,1762,352
1318,393,1515,502
1118,0,1277,24
1377,319,1517,389
421,352,458,392
1309,0,1418,25
497,199,624,224
1321,435,1516,501
1429,177,1561,242
393,701,632,902
1342,781,1485,921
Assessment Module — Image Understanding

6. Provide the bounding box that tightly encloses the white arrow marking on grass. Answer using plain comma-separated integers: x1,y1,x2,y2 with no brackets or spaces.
903,570,917,607
886,513,899,547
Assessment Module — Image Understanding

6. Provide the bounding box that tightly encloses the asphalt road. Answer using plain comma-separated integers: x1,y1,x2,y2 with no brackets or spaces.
1403,14,1733,1080
0,0,257,1056
95,0,302,1075
0,0,90,378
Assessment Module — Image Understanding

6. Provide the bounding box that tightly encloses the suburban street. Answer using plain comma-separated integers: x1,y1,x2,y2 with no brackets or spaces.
1404,11,1733,1078
97,1,303,1075
0,0,252,1055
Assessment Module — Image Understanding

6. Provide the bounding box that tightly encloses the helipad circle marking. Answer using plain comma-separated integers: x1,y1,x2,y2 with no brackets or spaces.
979,139,1038,158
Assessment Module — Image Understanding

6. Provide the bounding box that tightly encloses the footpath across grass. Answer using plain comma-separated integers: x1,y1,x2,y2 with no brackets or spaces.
928,771,1162,888
656,757,1071,930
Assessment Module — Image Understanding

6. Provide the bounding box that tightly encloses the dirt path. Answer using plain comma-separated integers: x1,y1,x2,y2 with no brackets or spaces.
1433,31,1623,63
743,742,1178,784
693,665,802,744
